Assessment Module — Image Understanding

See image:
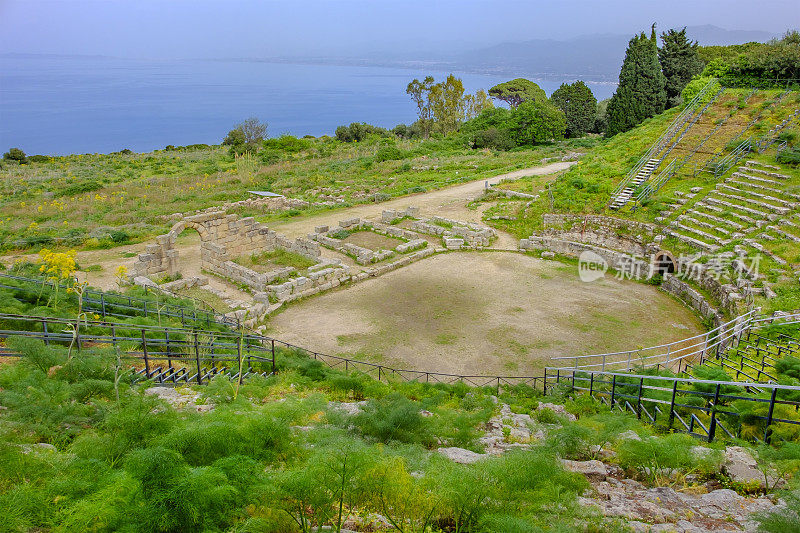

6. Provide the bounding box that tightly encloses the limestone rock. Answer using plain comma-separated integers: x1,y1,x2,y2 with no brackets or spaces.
723,446,768,488
438,447,486,464
536,402,577,422
561,459,608,481
328,401,367,416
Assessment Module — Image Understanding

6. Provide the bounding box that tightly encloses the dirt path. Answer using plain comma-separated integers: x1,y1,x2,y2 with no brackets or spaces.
1,161,571,289
268,161,575,248
265,252,703,376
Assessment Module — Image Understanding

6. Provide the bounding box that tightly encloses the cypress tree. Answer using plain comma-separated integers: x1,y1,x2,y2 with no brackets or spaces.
606,25,667,137
659,27,704,107
550,81,598,138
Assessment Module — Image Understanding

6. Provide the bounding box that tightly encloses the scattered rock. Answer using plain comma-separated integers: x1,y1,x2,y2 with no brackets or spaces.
329,401,367,416
437,447,486,464
618,429,642,442
562,459,608,481
536,402,577,421
723,446,770,488
419,409,434,417
145,386,214,412
541,251,556,259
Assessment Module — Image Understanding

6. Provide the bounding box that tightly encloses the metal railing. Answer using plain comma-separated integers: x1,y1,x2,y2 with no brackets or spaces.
544,367,800,443
0,273,238,329
610,79,721,199
0,313,546,391
548,310,762,373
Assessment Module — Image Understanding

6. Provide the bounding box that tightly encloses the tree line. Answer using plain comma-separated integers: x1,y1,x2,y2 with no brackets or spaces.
214,26,796,160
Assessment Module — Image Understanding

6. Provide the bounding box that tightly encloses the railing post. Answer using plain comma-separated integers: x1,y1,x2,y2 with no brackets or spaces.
610,375,616,409
636,377,644,419
602,353,607,372
708,383,721,443
271,339,276,375
378,366,382,382
180,309,185,327
42,319,49,345
668,380,678,429
765,387,778,444
589,373,594,396
194,332,202,385
100,294,106,319
141,329,150,378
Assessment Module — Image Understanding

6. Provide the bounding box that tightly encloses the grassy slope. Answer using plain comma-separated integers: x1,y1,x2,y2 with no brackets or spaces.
485,89,800,240
0,137,585,253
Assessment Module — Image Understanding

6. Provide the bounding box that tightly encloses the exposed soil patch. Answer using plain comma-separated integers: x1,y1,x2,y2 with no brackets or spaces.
342,231,404,251
265,252,703,376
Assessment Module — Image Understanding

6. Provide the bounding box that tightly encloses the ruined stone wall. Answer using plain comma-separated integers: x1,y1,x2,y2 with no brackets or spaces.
539,214,658,256
519,236,651,279
131,211,321,280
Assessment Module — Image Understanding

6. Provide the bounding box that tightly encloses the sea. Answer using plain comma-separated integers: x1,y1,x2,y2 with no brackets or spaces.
0,55,617,155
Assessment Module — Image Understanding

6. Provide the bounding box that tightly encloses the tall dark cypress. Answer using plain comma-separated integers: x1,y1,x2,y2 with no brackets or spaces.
659,27,704,107
606,26,667,137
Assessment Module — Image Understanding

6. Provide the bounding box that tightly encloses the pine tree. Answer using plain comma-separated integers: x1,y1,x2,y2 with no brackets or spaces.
659,27,704,107
550,81,597,138
606,26,667,137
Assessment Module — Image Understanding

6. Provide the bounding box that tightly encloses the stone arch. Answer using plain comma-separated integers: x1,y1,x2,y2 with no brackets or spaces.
654,250,677,275
168,220,210,243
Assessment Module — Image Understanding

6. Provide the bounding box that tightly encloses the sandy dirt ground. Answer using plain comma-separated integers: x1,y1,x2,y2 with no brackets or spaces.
264,252,704,377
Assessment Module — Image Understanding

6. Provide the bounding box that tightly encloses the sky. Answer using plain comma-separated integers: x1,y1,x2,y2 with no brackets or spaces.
0,0,798,59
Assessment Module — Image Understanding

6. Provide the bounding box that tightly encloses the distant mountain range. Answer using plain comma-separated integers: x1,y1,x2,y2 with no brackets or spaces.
424,25,778,82
2,25,779,85
284,25,778,83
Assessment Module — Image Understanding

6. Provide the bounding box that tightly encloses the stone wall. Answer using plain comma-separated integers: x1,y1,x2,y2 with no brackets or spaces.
131,211,321,280
519,236,651,279
540,214,658,256
661,274,722,323
160,194,327,222
410,216,497,249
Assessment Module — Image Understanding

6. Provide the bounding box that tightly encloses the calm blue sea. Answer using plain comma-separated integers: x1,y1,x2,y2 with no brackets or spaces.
0,56,616,155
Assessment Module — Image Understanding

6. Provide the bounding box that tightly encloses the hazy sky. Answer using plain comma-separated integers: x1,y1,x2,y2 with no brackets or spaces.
1,0,797,59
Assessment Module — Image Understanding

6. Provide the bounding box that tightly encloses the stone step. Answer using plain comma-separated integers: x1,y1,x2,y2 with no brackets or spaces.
717,184,796,209
742,166,791,180
686,209,744,230
694,201,757,225
712,191,786,216
732,171,784,187
664,229,718,252
767,226,800,243
744,160,780,171
728,178,800,200
744,239,787,265
677,214,732,236
671,222,726,245
704,196,770,220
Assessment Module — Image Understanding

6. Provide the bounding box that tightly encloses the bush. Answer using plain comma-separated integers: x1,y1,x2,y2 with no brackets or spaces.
109,230,130,244
352,393,433,445
617,433,712,484
374,144,404,162
777,148,800,166
3,147,27,163
335,122,390,142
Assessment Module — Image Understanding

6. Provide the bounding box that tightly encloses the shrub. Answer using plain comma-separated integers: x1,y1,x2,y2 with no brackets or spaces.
616,433,704,484
374,144,404,162
3,147,27,163
777,148,800,166
352,393,433,445
109,230,130,244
